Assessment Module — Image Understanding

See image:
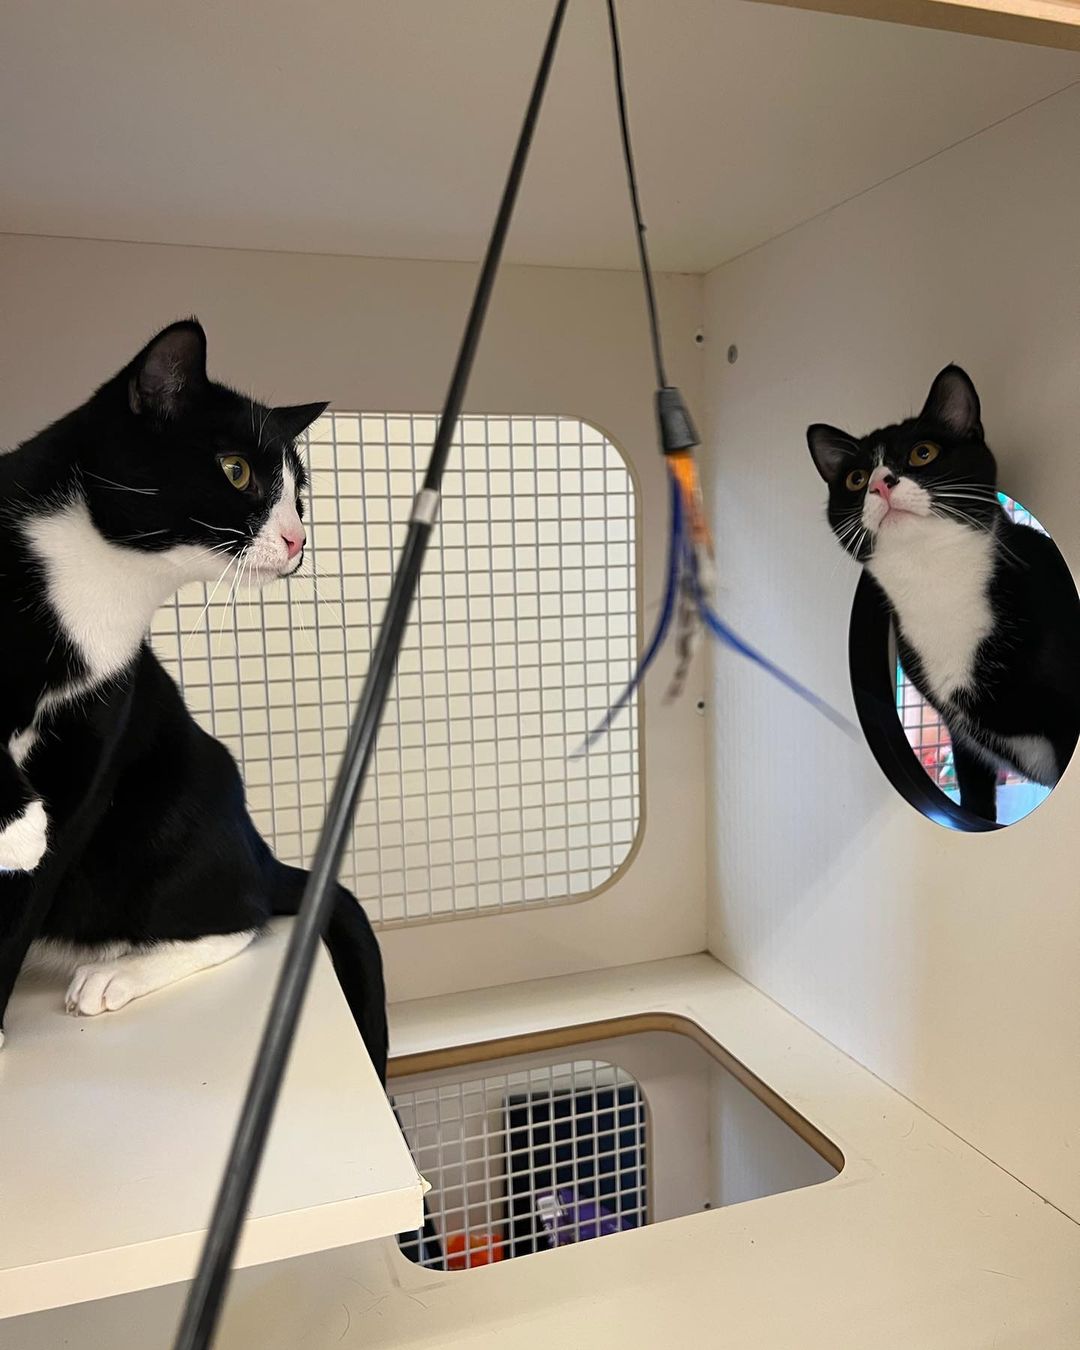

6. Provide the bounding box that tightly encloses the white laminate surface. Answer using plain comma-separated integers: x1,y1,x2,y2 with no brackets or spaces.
0,920,423,1319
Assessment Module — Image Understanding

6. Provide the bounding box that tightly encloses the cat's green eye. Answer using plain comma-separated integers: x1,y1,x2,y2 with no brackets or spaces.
845,468,869,492
909,441,940,467
220,456,252,490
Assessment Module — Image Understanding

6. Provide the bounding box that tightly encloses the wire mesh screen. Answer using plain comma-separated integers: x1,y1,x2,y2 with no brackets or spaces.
895,493,1050,816
394,1060,647,1270
150,412,640,927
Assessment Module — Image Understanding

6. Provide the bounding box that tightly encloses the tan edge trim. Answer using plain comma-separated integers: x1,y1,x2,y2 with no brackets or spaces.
389,1011,845,1174
746,0,1080,51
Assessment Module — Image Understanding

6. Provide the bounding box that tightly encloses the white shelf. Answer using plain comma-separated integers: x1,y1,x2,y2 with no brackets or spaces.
0,919,423,1320
9,955,1080,1347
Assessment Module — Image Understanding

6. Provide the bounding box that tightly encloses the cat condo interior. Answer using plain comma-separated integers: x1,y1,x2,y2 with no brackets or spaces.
2,1,1080,1348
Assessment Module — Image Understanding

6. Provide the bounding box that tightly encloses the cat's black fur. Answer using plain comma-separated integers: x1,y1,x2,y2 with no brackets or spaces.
0,321,386,1077
808,365,1080,823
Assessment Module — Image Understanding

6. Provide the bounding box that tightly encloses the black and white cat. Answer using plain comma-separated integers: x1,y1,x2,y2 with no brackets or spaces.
0,320,387,1076
808,365,1080,823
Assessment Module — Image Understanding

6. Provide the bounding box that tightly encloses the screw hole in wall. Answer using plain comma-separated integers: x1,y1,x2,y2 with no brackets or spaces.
726,344,738,365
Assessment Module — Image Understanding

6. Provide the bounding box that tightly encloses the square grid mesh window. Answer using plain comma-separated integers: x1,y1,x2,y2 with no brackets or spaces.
895,493,1046,800
394,1060,647,1270
150,413,640,926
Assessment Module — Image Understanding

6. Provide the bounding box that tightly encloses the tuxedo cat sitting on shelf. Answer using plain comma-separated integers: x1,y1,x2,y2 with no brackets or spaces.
808,365,1080,824
0,320,386,1078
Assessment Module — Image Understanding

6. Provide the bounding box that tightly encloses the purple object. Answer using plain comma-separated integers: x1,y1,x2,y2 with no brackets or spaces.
536,1187,632,1247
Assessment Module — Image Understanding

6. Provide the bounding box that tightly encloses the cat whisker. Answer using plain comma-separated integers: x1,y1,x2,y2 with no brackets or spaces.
931,491,1001,506
847,526,870,562
934,504,995,527
189,517,247,537
930,504,976,526
111,528,171,544
990,534,1030,570
83,470,159,496
193,541,240,569
218,548,247,646
929,506,1027,567
235,549,254,624
932,476,999,491
257,404,273,451
929,489,1003,507
309,572,346,629
185,555,237,646
242,548,259,624
834,519,867,554
285,596,316,654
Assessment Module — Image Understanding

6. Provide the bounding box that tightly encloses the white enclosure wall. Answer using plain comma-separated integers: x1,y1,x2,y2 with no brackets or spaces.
702,84,1080,1219
0,234,706,1002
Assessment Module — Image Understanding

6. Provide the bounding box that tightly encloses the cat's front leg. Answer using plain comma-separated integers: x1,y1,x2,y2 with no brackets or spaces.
950,735,997,823
0,748,48,873
65,931,257,1016
0,867,43,1051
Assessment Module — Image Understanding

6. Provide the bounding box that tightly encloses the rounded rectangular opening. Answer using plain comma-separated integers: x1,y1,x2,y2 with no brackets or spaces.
391,1021,842,1271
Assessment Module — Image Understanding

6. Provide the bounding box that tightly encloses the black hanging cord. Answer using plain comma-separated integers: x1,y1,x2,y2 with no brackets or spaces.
606,0,697,455
172,3,569,1346
606,0,667,392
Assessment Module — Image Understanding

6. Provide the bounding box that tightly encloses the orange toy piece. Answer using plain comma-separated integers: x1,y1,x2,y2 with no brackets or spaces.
667,450,713,555
445,1230,506,1270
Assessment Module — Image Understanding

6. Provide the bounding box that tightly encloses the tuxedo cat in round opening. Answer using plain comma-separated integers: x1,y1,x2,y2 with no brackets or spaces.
0,320,387,1078
808,365,1080,825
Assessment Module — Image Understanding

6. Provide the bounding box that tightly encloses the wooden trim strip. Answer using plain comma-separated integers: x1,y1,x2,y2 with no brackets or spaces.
389,1011,846,1173
748,0,1080,50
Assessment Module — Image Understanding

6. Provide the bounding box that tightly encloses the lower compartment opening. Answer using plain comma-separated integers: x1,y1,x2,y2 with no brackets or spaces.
391,1025,841,1271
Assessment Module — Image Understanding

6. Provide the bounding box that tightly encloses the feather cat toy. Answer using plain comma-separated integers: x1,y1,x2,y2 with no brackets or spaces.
579,2,853,753
577,391,854,752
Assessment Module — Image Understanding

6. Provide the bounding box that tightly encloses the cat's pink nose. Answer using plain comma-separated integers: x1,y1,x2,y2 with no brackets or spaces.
869,471,898,504
282,529,305,560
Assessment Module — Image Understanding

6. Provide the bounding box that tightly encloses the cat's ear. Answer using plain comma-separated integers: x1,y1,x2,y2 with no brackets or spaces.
129,319,208,419
920,365,983,440
267,402,329,443
807,424,860,484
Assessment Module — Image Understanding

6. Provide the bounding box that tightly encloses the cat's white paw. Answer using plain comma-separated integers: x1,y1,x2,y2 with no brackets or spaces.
66,962,141,1016
0,800,48,872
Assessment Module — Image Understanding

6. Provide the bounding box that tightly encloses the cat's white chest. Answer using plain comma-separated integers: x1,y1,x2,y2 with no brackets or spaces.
868,516,996,702
23,502,160,690
22,500,198,692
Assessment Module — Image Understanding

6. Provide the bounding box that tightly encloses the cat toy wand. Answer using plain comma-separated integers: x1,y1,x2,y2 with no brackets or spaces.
577,0,856,754
172,5,570,1347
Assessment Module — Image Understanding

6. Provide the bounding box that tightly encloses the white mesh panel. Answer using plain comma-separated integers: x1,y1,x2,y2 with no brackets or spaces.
151,413,641,926
393,1059,647,1268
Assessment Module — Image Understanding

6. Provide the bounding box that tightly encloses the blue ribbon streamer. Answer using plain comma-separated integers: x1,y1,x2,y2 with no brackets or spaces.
571,471,684,756
684,538,857,737
576,466,857,754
